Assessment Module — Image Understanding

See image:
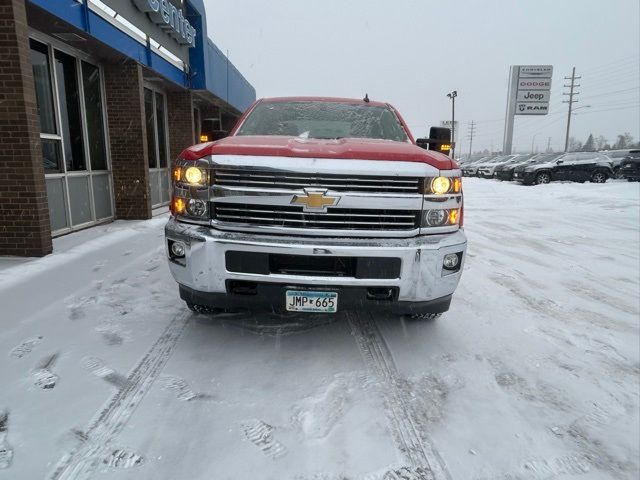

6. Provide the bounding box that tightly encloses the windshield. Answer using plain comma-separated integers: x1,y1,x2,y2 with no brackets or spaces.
236,101,409,142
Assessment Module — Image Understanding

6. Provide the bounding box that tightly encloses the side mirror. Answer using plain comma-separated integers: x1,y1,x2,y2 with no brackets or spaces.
200,130,229,142
416,127,453,154
556,160,564,164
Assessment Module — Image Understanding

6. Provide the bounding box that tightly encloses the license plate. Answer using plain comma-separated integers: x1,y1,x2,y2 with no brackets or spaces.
285,290,338,313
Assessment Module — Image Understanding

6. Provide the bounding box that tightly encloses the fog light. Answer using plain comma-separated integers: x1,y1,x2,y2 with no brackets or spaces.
443,253,460,270
424,209,448,227
187,199,206,217
170,241,186,258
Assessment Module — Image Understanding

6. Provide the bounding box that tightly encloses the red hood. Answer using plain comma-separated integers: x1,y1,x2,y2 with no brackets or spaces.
181,136,454,170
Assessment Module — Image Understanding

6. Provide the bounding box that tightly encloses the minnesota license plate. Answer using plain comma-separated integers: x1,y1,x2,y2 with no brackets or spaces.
285,290,338,313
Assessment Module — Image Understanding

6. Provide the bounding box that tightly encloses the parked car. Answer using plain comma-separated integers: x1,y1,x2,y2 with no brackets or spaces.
495,153,562,181
478,154,532,178
599,149,634,173
474,155,516,178
513,152,614,185
618,150,640,181
461,156,493,176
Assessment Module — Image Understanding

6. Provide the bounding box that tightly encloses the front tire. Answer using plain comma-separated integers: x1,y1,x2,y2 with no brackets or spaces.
407,313,442,321
186,302,219,314
535,172,551,185
591,171,608,183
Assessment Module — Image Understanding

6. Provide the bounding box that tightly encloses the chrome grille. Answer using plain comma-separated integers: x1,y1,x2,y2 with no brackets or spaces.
214,168,421,193
212,203,420,231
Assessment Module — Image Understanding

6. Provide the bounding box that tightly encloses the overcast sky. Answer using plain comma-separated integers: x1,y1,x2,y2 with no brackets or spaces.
206,0,639,153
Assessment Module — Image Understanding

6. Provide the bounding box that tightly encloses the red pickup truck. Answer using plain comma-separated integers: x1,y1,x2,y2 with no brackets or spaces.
165,97,466,319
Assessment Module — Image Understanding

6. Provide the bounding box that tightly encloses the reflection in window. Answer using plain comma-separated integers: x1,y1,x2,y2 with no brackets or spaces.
144,88,157,168
82,61,107,170
41,139,62,173
155,92,167,168
54,50,85,171
30,39,56,135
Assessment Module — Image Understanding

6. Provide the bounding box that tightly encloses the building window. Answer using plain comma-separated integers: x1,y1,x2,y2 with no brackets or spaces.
82,61,108,170
54,50,85,171
30,40,57,136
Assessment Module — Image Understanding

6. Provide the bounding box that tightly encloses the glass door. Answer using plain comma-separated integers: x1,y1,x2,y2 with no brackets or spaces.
144,87,171,207
30,37,113,235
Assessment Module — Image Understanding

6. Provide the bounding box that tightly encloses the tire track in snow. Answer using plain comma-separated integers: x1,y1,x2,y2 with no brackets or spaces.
347,312,451,480
48,311,190,480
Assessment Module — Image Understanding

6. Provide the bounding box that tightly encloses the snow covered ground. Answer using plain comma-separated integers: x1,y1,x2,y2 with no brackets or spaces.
0,178,638,480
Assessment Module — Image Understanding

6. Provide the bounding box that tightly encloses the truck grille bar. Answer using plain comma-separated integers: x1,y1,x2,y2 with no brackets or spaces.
212,203,420,231
214,168,421,193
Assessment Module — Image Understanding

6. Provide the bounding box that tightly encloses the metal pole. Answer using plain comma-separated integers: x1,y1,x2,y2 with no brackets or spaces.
503,66,519,155
451,95,455,159
468,120,475,159
531,134,537,154
563,67,580,152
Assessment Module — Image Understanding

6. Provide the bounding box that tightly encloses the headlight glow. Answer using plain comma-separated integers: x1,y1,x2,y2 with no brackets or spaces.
431,176,451,194
184,166,205,185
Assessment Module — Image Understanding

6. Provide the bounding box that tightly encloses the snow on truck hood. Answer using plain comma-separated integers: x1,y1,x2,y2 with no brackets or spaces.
180,136,455,170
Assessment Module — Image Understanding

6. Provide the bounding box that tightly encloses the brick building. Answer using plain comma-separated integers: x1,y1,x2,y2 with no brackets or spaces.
0,0,256,256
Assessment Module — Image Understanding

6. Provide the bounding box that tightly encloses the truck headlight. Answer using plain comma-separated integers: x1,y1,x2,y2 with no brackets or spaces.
422,208,460,227
187,199,207,217
431,176,451,194
424,176,462,194
184,166,206,185
424,209,448,227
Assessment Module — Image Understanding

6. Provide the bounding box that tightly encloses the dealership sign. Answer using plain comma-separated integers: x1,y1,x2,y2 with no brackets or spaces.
514,65,552,116
503,64,553,153
132,0,196,47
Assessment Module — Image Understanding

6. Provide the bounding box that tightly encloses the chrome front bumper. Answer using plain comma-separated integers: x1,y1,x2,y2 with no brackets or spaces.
165,218,467,304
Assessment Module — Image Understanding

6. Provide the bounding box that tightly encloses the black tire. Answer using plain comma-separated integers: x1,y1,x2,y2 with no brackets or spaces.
591,171,608,183
535,172,551,185
407,313,442,321
186,302,219,314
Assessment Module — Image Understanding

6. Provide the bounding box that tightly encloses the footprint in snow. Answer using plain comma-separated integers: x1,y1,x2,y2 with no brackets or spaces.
92,261,106,272
10,336,43,358
382,466,433,480
241,420,287,459
101,448,144,469
33,354,59,390
82,357,129,389
0,411,13,469
159,375,213,402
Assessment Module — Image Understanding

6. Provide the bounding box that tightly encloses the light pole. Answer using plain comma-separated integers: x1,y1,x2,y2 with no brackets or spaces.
447,90,457,158
531,134,538,154
564,105,591,151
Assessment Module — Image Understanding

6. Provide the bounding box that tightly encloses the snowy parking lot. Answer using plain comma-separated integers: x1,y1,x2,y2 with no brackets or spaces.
0,178,638,480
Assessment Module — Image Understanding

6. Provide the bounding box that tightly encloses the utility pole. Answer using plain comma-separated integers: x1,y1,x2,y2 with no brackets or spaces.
447,91,457,158
467,120,476,160
563,67,580,152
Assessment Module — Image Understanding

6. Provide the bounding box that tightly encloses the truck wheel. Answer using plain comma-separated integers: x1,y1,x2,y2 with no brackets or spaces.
408,313,441,321
535,172,551,185
186,302,219,314
591,171,607,183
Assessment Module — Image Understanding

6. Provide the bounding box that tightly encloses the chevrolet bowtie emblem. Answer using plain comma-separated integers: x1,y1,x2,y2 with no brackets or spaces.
291,189,339,212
